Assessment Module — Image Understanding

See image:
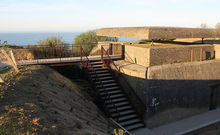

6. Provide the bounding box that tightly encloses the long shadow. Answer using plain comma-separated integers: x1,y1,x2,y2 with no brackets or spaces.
119,73,220,115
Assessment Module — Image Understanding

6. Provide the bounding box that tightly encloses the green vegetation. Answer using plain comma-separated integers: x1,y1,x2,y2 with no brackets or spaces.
74,31,118,54
38,36,65,47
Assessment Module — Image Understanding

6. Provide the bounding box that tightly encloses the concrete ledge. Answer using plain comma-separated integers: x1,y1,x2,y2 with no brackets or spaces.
215,44,220,59
96,27,220,40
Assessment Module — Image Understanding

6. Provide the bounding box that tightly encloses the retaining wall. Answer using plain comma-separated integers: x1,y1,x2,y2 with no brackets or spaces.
114,60,220,113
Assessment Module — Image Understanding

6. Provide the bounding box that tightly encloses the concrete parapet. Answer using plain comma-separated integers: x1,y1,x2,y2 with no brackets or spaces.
97,27,220,40
215,44,220,59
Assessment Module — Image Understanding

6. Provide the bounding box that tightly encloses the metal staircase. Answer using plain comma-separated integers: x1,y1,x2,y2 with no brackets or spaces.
86,61,145,131
80,46,145,132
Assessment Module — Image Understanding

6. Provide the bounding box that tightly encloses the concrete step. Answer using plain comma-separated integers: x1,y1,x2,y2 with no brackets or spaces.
105,97,127,104
91,73,112,78
97,83,118,88
100,90,123,96
110,105,132,112
117,114,138,122
107,101,129,108
119,118,141,127
99,86,120,92
112,110,135,118
125,123,145,131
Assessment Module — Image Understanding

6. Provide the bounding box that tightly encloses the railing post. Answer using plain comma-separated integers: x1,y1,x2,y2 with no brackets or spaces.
80,46,82,63
200,48,203,61
191,48,194,62
109,43,113,55
121,45,125,59
101,46,103,61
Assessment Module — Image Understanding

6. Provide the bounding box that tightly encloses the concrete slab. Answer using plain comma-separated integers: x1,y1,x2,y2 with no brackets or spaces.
152,108,220,135
96,27,220,40
132,128,156,135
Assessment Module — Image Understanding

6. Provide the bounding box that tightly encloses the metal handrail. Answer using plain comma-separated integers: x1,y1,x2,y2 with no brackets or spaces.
110,118,133,135
80,47,120,119
101,46,146,122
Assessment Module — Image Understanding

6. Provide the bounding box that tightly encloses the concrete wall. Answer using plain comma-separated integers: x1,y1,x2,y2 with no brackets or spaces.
114,60,220,114
215,45,220,60
124,45,150,66
149,45,215,66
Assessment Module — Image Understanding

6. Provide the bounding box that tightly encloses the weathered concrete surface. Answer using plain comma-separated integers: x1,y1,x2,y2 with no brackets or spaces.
152,108,220,135
123,44,214,67
215,44,220,59
149,45,214,66
97,27,220,39
114,60,220,113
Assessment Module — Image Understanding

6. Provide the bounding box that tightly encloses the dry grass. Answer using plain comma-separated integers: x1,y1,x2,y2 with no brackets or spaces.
0,65,113,135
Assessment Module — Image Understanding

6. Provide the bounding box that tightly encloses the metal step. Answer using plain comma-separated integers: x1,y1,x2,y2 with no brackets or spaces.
124,123,145,131
92,76,113,81
107,101,129,108
119,118,141,127
95,79,115,84
97,83,118,88
91,73,112,78
117,114,138,122
110,105,132,112
90,62,103,65
90,70,109,74
92,67,108,71
105,97,127,104
112,110,135,118
99,86,120,92
102,93,124,100
100,90,122,96
90,65,103,68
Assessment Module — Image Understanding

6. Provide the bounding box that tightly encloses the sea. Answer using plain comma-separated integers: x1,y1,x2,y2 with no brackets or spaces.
0,32,139,46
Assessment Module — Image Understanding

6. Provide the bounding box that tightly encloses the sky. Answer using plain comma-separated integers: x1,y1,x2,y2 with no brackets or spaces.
0,0,220,32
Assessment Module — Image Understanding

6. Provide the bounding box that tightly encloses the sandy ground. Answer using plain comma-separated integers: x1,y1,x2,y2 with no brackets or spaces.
0,65,113,135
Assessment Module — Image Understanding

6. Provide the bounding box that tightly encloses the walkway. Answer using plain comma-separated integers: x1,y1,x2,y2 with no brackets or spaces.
18,55,122,65
132,108,220,135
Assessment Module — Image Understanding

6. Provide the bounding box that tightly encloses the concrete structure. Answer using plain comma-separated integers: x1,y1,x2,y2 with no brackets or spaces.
96,42,215,67
97,27,220,40
215,44,220,59
114,60,220,111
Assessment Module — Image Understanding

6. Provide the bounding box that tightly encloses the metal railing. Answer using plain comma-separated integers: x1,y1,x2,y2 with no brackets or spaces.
101,45,146,123
80,46,121,120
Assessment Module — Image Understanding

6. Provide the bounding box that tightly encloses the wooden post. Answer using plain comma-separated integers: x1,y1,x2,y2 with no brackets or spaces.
121,45,125,59
191,48,194,62
0,76,4,83
1,49,19,73
200,48,203,61
9,50,17,66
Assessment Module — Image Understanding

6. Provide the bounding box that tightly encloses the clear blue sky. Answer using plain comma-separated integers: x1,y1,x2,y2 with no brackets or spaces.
0,0,220,32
